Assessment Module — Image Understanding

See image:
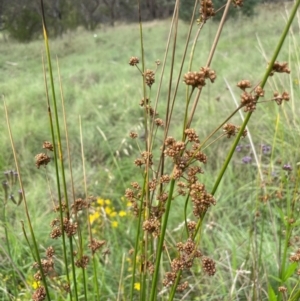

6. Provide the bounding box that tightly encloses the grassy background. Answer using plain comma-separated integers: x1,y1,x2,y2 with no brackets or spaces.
1,2,300,300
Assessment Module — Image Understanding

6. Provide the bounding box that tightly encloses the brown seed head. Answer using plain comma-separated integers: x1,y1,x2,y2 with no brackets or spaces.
88,239,106,255
43,141,53,151
278,286,287,293
202,256,216,276
155,118,164,127
129,56,139,66
143,218,160,237
129,131,138,139
269,61,290,76
254,86,264,97
240,92,257,112
35,153,51,169
32,286,46,301
71,198,89,213
144,69,155,87
184,71,206,89
176,281,189,292
273,91,290,105
50,227,62,239
63,217,78,237
185,128,200,143
233,0,243,6
163,271,177,287
200,0,215,21
46,246,55,258
237,80,251,91
75,255,89,269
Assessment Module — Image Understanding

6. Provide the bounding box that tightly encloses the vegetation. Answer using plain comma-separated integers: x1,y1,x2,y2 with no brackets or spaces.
1,0,300,300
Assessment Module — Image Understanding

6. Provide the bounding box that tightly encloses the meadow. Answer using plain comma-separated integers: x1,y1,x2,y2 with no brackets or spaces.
1,1,300,300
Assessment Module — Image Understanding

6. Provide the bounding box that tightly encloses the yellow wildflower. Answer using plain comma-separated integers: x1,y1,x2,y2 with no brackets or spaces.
119,210,127,217
110,211,117,217
105,199,111,205
134,282,141,291
97,198,104,206
112,221,118,228
105,206,112,215
32,281,40,289
89,211,100,224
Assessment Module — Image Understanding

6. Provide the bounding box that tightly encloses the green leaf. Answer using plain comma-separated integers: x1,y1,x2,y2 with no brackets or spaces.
283,262,298,281
268,284,277,301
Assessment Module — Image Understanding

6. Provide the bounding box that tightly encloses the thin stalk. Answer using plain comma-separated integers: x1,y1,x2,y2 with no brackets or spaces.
151,0,180,135
56,57,81,300
2,199,17,297
137,0,148,152
79,116,90,300
149,178,176,301
42,54,72,298
136,1,152,299
41,1,77,299
164,2,197,136
130,173,147,300
4,101,51,300
186,0,232,129
156,0,197,187
211,0,300,196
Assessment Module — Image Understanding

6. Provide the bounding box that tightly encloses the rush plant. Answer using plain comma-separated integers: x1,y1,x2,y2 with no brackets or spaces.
2,0,300,300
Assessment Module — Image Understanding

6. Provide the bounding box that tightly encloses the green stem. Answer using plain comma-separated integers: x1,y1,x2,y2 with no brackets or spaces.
4,102,51,301
130,173,147,300
149,179,176,301
211,0,300,196
40,1,78,299
2,202,17,297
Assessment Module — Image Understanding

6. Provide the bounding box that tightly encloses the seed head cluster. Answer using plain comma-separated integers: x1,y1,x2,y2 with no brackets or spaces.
88,239,106,255
184,67,216,89
33,256,54,280
143,218,161,237
35,153,51,168
140,97,158,118
200,0,215,21
190,182,216,217
42,141,53,151
233,0,243,7
125,182,142,216
269,61,290,76
71,197,90,214
273,91,289,105
223,123,247,138
134,151,154,167
163,239,202,290
32,247,56,300
75,254,89,268
201,256,216,276
32,286,46,301
129,56,139,66
237,80,262,112
289,249,300,262
144,69,155,87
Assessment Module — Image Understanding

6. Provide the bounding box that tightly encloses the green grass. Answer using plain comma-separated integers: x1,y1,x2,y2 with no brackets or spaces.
1,2,300,300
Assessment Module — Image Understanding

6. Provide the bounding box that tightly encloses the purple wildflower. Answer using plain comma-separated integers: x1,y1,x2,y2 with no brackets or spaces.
242,156,252,164
262,144,272,155
282,164,292,171
236,145,243,152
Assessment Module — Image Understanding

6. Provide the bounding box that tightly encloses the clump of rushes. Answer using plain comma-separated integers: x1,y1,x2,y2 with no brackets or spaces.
3,0,300,300
125,0,300,299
